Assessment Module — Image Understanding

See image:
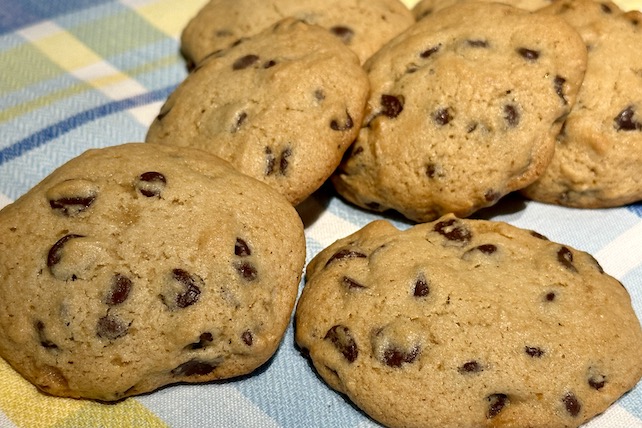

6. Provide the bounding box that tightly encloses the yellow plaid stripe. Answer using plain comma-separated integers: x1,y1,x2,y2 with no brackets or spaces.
135,0,209,36
0,359,167,428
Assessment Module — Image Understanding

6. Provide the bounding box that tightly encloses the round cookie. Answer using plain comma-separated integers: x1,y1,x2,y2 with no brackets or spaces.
147,18,370,206
295,215,642,428
331,2,588,223
0,143,306,401
521,0,642,208
413,0,555,20
180,0,414,66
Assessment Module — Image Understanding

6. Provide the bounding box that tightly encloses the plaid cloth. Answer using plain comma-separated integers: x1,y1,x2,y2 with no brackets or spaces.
0,0,641,427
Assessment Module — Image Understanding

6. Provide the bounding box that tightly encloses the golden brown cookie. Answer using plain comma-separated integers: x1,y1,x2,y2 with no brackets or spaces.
148,19,370,206
0,143,306,401
295,215,642,428
522,0,642,208
413,0,555,20
181,0,414,66
331,2,587,222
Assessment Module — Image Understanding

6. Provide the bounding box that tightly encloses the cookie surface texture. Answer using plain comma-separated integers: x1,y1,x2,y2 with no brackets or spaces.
181,0,414,65
412,0,555,20
147,18,370,206
522,0,642,208
0,143,306,401
331,2,587,223
295,215,642,428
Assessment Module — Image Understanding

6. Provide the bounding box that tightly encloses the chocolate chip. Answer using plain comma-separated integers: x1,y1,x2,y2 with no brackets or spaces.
530,231,549,240
330,26,354,44
325,249,367,267
265,147,292,176
614,106,642,131
420,45,441,59
504,104,520,127
380,94,404,118
234,238,252,257
156,105,171,121
35,321,58,350
314,89,326,101
557,246,577,272
463,244,498,260
279,148,291,174
433,107,453,126
104,273,133,306
458,360,482,373
187,332,214,350
382,346,420,367
231,111,247,133
562,392,581,417
324,325,358,363
265,147,275,176
96,314,129,340
171,359,218,376
486,393,509,418
544,291,557,302
330,111,354,131
517,47,540,61
467,39,489,48
413,274,430,297
262,60,276,69
232,54,259,70
136,171,166,198
476,244,497,255
600,3,613,13
588,369,606,390
342,276,366,290
433,218,472,244
553,75,568,105
241,330,253,346
49,195,96,216
236,261,258,281
47,234,85,271
525,346,545,357
161,268,203,310
425,163,438,179
47,180,98,216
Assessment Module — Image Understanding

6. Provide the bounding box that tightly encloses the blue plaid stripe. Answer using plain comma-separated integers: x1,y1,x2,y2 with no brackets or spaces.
0,0,113,34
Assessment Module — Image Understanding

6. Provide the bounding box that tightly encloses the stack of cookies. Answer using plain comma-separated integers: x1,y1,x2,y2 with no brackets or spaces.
0,1,641,427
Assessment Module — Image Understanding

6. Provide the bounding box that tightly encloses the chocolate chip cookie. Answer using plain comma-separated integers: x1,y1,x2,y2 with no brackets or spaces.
147,18,370,206
295,215,642,428
331,2,588,222
0,143,306,401
181,0,414,66
413,0,555,20
522,0,642,208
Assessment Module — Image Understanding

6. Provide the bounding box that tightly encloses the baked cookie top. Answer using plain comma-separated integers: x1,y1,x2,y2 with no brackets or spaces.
331,2,587,223
295,215,642,428
413,0,555,20
180,0,414,66
147,18,370,206
0,143,306,401
522,0,642,208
